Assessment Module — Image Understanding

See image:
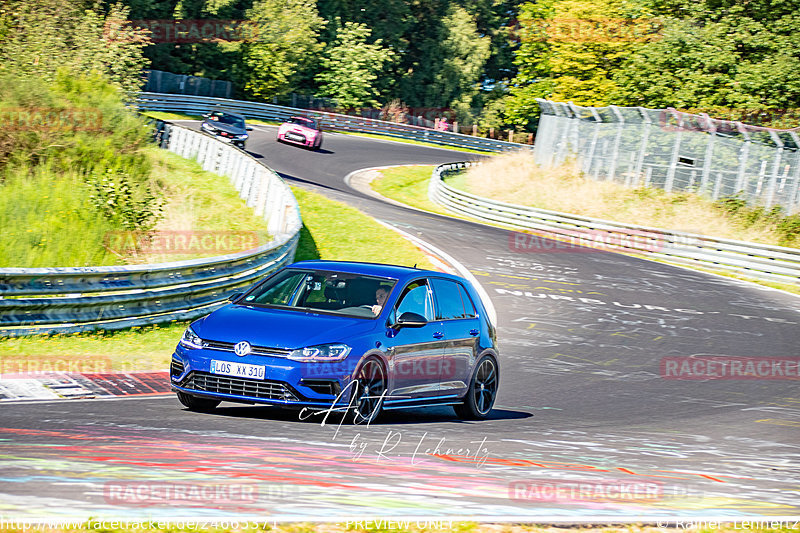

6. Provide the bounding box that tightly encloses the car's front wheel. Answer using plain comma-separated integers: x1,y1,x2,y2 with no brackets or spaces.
454,355,498,420
177,392,220,412
351,357,386,424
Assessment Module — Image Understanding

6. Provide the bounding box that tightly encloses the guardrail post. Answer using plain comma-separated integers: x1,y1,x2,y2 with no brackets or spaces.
765,130,784,209
608,105,625,183
734,124,751,194
633,107,651,185
700,114,716,195
664,109,683,193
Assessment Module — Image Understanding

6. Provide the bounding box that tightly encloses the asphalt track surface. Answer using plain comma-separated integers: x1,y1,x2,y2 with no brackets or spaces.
1,124,799,523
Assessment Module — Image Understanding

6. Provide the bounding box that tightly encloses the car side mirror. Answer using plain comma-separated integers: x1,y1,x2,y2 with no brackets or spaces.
392,311,427,328
228,291,244,302
246,126,253,131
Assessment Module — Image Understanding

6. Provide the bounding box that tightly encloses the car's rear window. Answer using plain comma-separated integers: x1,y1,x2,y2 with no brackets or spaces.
209,112,245,129
240,268,396,318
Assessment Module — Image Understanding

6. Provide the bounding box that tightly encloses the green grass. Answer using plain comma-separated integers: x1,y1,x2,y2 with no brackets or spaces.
368,165,447,215
335,131,493,154
0,322,185,372
290,185,434,268
0,147,271,267
142,111,280,127
0,166,124,267
0,184,434,364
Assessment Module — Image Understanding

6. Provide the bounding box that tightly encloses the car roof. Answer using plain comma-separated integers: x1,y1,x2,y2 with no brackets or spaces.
209,109,246,119
288,260,463,283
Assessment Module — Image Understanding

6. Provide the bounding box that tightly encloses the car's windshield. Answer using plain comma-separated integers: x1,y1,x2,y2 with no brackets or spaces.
209,112,245,129
240,268,396,318
291,117,317,129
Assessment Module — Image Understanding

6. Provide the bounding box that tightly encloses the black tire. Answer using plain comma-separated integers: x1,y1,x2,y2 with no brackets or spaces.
177,392,220,412
454,355,498,420
350,357,386,424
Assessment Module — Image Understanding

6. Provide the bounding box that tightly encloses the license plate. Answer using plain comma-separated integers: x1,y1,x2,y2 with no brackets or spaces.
210,360,265,380
286,133,305,142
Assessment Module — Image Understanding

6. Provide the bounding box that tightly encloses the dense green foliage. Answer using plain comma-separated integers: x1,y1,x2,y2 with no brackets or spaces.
0,72,162,266
2,0,799,130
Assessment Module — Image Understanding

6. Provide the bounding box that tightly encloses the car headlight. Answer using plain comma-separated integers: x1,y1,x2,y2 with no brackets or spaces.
179,326,204,349
288,343,351,362
235,134,248,140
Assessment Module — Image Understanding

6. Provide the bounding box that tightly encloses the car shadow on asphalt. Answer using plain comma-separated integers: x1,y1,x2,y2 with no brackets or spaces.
192,404,532,425
276,171,343,192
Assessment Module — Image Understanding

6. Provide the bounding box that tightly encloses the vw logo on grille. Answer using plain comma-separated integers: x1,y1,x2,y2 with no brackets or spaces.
234,341,252,357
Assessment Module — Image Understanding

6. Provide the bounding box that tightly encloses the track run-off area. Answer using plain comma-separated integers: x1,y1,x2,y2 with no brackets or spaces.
1,124,799,524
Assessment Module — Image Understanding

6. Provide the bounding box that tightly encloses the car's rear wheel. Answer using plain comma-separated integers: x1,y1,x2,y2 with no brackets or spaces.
454,355,497,420
351,357,386,424
177,392,220,412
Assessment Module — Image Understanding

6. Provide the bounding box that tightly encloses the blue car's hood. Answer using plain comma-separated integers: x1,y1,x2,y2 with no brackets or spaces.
193,304,378,349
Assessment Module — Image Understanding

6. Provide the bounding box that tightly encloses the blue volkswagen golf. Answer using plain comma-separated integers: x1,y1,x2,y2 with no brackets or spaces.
170,260,499,421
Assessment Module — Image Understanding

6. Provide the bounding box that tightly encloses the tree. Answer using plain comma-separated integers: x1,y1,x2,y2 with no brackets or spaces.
315,20,395,108
237,0,324,100
506,0,657,108
612,0,800,120
426,5,491,108
0,0,151,95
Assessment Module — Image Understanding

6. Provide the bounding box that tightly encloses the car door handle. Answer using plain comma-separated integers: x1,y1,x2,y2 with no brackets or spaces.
433,332,444,339
469,329,479,336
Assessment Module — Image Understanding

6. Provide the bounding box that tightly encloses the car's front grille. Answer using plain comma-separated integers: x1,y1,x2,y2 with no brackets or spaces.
170,358,184,377
180,371,299,402
202,340,290,358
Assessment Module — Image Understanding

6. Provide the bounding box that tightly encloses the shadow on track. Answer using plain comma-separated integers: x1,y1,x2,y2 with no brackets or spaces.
184,404,532,426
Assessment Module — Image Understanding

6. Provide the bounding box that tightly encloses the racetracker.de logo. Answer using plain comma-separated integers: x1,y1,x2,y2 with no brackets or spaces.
0,108,102,132
509,229,665,253
104,481,259,506
105,230,265,255
105,19,262,43
661,356,800,380
509,479,663,502
0,355,112,378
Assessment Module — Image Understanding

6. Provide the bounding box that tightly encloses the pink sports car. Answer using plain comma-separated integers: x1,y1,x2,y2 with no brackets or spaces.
276,116,323,150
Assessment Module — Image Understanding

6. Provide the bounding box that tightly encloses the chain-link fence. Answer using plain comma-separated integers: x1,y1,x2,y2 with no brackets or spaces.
534,99,800,213
143,70,232,99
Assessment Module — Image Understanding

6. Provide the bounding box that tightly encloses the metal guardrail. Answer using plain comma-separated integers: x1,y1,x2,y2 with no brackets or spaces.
430,162,800,285
0,124,301,337
136,92,530,153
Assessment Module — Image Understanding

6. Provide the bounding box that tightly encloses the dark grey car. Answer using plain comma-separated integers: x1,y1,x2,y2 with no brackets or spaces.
200,109,252,149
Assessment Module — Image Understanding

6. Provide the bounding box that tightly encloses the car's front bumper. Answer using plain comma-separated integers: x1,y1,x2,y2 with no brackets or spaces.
170,346,356,408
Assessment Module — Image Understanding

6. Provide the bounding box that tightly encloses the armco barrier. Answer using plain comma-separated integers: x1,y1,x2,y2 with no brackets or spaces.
430,162,800,285
0,124,301,337
136,92,529,153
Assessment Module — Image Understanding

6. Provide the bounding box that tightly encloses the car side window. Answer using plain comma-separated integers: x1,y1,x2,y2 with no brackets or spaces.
431,278,467,320
458,283,477,318
394,280,434,322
